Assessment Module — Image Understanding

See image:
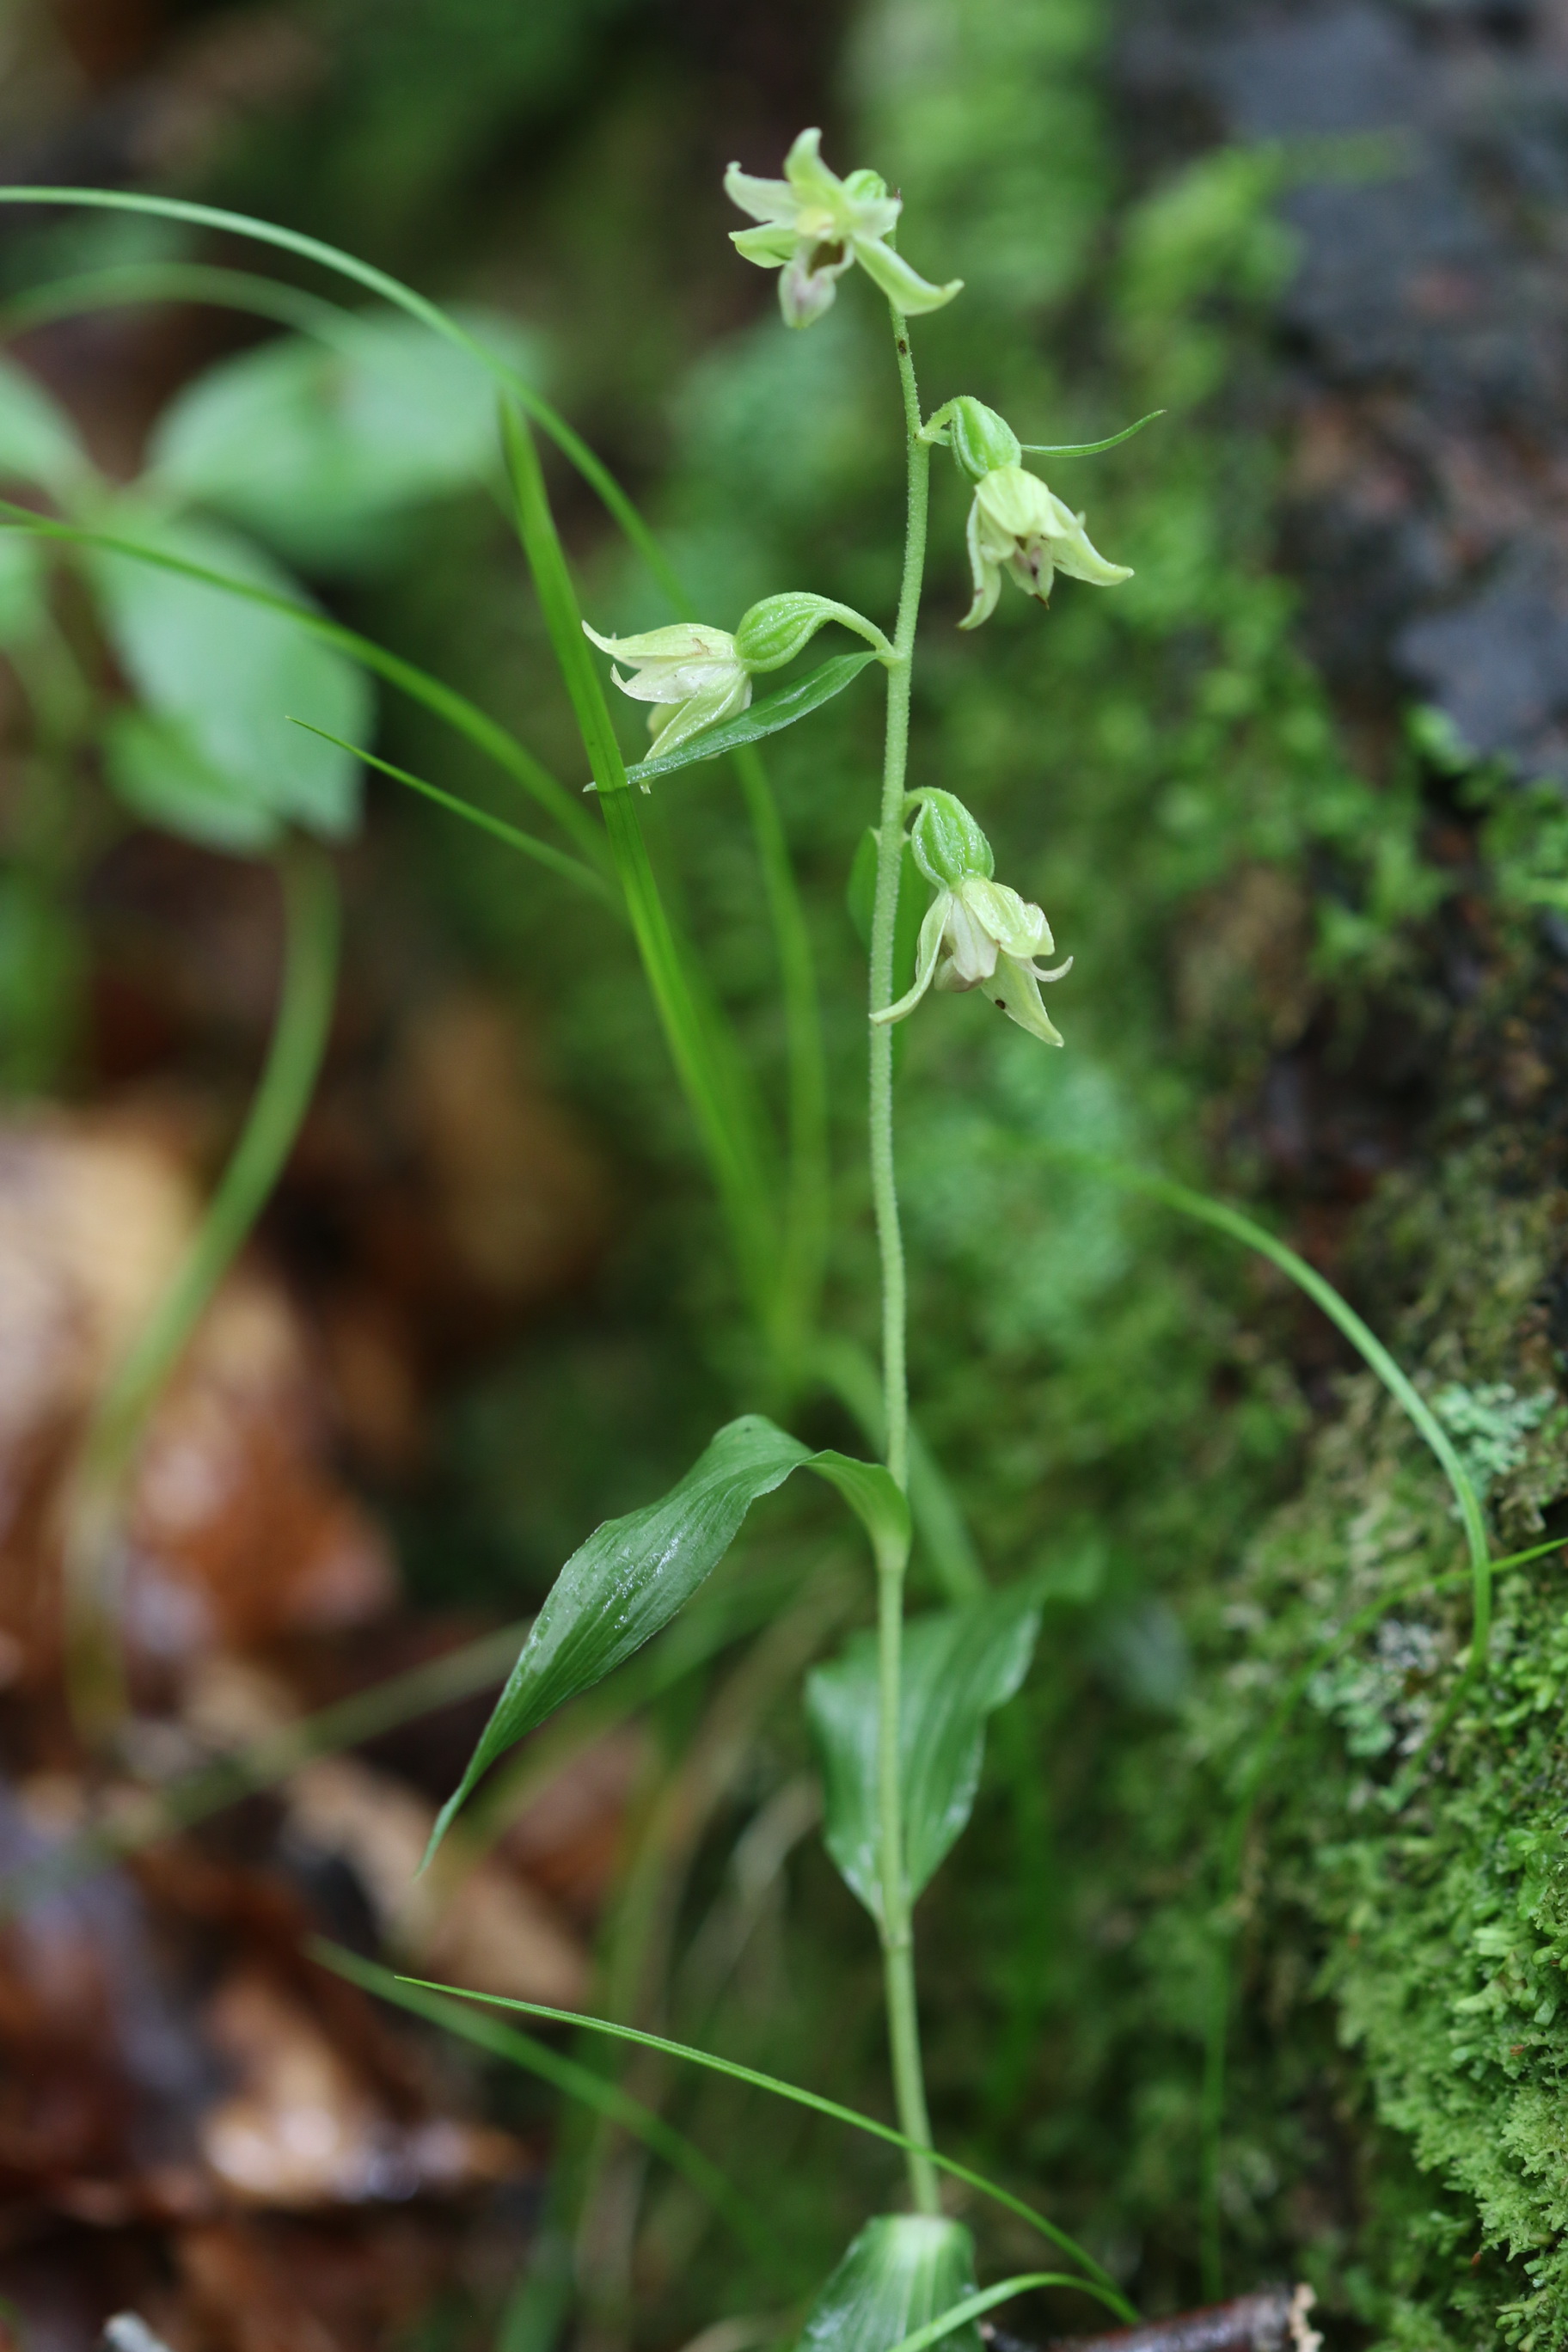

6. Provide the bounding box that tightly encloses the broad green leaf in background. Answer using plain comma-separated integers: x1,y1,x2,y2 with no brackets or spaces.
0,353,94,499
90,510,371,845
102,707,284,854
806,1588,1040,1922
622,652,878,787
799,2216,983,2352
427,1414,908,1861
147,309,540,574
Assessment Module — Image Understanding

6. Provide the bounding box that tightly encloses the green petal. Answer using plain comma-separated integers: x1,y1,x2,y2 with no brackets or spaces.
723,165,795,225
730,223,796,267
851,234,963,316
643,671,752,760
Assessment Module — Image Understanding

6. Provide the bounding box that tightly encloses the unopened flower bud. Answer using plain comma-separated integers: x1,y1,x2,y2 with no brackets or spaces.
735,592,842,673
946,396,1021,484
910,790,994,888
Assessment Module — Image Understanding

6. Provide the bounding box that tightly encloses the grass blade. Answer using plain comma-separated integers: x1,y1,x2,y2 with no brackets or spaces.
498,401,781,1326
286,720,611,900
0,186,684,609
312,1942,780,2275
0,500,603,866
391,1973,1136,2314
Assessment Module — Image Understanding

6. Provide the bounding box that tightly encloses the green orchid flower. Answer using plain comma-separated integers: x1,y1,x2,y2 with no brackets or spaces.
724,128,962,329
873,790,1071,1047
581,620,751,759
960,462,1131,630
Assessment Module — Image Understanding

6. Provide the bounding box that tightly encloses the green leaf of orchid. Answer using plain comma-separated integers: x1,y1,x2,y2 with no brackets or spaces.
799,2216,982,2352
426,1416,908,1863
622,651,878,787
806,1586,1040,1922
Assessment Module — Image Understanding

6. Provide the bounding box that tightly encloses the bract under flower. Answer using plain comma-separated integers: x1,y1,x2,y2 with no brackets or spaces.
582,621,752,761
725,128,962,328
960,462,1131,630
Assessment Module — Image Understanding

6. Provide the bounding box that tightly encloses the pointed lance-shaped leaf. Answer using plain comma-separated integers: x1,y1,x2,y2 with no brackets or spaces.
622,652,877,786
427,1417,908,1863
805,1587,1040,1921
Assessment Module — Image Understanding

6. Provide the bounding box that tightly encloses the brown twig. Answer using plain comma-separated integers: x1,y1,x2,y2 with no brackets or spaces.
984,2283,1321,2352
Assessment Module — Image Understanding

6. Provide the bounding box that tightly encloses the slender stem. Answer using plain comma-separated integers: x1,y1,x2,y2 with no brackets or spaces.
869,300,939,2215
63,841,340,1743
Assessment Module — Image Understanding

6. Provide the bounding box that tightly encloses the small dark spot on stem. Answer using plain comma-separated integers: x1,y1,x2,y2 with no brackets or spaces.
897,338,908,353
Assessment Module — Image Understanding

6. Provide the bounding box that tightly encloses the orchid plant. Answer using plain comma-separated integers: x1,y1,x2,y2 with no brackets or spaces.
0,122,1494,2352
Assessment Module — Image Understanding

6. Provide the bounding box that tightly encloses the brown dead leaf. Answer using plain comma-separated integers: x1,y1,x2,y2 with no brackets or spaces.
285,1755,587,2007
199,1970,513,2208
0,1116,396,1685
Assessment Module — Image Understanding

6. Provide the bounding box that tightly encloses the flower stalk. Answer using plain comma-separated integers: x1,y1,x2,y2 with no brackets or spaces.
868,295,940,2216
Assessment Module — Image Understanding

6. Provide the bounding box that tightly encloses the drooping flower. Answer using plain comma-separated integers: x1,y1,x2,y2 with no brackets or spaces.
959,462,1131,631
581,621,751,760
724,128,962,329
872,790,1071,1046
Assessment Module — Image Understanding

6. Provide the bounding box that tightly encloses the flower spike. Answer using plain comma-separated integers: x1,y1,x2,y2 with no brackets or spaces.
724,128,962,329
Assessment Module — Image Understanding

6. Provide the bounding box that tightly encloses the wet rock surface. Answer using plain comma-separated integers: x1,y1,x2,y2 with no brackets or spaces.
1120,0,1568,771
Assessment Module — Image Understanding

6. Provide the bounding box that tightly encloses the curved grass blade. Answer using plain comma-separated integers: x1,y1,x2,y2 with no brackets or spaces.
313,1941,779,2275
498,400,781,1328
622,654,879,788
389,1970,1136,2314
879,2273,1132,2352
1043,1148,1492,1675
1019,410,1166,456
286,720,610,901
0,186,684,609
0,499,603,867
0,261,354,348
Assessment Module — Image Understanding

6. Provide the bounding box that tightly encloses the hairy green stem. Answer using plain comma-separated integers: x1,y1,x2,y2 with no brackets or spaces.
869,301,938,2215
64,840,340,1743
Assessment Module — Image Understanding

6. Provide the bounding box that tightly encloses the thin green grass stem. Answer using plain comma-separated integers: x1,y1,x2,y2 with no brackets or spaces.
63,840,339,1744
879,2272,1132,2352
0,260,353,346
0,186,686,611
0,500,606,867
868,297,939,2217
391,1972,1136,2315
287,720,611,900
499,402,780,1332
314,1942,778,2274
1046,1149,1491,1669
